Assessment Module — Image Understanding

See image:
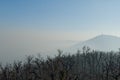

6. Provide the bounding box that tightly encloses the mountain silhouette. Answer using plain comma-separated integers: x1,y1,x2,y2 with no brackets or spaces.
66,34,120,53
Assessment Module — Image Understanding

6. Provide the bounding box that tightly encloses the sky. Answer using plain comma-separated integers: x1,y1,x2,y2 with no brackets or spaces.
1,0,120,63
1,0,120,40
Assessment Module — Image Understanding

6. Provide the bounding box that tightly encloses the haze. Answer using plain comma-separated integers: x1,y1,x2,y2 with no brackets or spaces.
1,0,120,63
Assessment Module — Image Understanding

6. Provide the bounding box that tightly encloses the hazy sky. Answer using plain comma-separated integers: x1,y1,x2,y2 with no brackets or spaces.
1,0,120,63
1,0,120,41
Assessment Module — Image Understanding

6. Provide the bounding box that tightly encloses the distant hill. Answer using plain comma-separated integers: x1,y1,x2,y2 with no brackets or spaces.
65,34,120,53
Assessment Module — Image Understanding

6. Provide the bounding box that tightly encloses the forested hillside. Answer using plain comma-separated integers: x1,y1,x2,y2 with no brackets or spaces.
0,47,120,80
